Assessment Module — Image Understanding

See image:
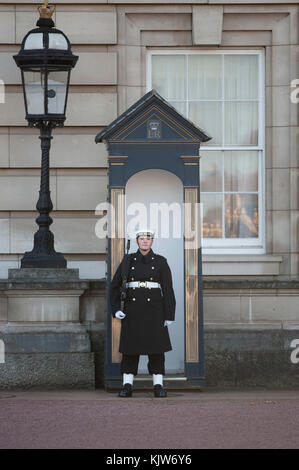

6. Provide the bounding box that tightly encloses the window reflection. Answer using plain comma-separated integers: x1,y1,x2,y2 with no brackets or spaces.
201,194,223,238
225,194,258,238
200,151,259,239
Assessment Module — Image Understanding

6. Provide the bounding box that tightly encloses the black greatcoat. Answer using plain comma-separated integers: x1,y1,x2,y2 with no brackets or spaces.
110,248,176,355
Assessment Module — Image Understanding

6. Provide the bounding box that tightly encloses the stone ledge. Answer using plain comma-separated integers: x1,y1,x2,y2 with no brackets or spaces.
0,323,88,334
0,332,91,354
0,268,90,291
8,268,80,281
203,255,283,262
205,329,283,352
202,255,283,276
204,326,299,351
204,322,283,330
0,274,106,292
0,280,89,291
2,276,298,292
203,277,299,289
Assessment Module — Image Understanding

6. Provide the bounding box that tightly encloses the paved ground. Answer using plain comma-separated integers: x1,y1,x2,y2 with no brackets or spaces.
0,389,298,449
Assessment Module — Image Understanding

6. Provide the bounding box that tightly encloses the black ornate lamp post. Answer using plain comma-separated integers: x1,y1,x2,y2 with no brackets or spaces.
13,1,78,268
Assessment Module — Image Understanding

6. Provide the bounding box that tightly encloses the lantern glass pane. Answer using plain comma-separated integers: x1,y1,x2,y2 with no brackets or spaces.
48,33,68,50
24,69,46,115
47,70,68,115
24,33,44,50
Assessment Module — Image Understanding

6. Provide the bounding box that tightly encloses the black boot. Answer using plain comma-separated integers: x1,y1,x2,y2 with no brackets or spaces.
118,383,133,397
154,384,167,398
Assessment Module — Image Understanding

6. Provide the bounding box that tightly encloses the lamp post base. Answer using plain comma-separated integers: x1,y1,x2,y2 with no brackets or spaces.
21,256,67,269
20,219,67,268
21,252,67,269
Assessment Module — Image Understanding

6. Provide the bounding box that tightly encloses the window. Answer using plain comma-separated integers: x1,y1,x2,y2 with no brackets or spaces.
148,50,265,253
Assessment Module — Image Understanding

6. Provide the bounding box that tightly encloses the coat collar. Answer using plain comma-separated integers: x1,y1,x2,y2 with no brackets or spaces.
135,248,154,264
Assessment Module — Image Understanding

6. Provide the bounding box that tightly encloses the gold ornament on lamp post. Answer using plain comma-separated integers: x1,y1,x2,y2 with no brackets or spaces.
38,1,55,18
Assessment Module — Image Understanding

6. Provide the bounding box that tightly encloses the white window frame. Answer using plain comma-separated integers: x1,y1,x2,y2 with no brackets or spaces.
147,49,265,255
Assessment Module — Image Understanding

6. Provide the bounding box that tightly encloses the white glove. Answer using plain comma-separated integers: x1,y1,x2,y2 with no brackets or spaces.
115,310,126,319
164,320,173,326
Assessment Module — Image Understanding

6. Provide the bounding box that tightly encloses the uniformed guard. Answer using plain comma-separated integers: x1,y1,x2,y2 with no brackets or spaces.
110,229,176,398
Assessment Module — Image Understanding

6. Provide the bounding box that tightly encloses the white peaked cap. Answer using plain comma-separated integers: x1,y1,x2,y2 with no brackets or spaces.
135,228,155,238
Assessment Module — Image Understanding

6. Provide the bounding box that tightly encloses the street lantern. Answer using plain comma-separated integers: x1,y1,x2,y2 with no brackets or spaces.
13,1,78,268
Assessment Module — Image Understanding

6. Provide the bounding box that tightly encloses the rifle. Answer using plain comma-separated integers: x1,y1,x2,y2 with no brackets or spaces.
120,239,131,312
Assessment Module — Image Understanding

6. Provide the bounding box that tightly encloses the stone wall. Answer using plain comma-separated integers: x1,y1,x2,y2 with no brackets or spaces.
203,279,299,388
0,1,297,280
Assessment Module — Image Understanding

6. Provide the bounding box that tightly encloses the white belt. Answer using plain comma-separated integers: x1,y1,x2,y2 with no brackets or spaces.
126,281,161,289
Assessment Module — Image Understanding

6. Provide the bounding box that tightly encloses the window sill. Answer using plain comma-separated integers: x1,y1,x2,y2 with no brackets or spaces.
202,255,283,276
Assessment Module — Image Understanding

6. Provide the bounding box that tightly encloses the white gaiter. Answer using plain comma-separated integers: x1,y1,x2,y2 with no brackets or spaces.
123,373,134,385
153,374,163,386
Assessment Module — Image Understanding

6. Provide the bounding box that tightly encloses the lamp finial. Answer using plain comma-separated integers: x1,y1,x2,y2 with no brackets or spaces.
38,1,55,19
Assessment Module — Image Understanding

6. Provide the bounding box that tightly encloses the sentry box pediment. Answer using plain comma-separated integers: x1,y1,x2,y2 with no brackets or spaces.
95,90,211,187
95,89,211,146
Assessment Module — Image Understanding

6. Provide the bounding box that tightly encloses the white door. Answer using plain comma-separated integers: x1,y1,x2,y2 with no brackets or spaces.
125,169,184,374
